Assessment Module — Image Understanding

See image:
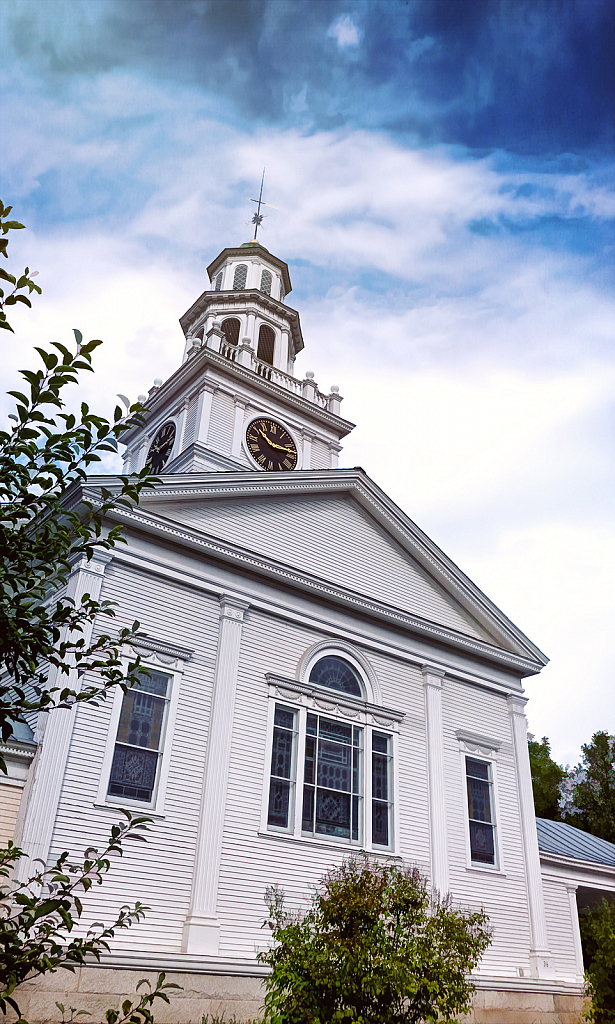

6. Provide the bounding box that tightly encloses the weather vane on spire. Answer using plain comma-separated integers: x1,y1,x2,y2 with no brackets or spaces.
248,168,277,240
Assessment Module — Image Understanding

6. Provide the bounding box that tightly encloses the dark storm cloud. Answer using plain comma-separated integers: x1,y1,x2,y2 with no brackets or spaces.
4,0,614,154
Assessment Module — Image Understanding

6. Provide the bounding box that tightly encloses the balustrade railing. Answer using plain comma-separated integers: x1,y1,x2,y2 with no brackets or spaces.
212,336,331,410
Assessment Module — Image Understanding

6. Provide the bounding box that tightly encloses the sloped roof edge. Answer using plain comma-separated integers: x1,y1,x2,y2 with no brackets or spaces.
81,467,548,669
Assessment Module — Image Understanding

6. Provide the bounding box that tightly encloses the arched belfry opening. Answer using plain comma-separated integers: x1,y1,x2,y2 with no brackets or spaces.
257,324,275,365
221,318,240,346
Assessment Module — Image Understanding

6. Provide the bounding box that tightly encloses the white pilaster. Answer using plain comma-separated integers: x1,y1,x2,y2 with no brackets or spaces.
274,329,289,372
174,397,190,458
183,595,249,954
231,398,248,458
196,382,217,445
422,665,449,895
566,884,585,982
507,694,555,978
14,551,113,881
301,431,313,470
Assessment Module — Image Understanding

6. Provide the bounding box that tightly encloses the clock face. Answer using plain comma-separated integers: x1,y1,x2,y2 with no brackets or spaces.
245,417,298,471
145,421,176,473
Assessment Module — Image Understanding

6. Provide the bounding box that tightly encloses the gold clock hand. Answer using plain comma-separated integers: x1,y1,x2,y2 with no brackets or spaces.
258,430,294,453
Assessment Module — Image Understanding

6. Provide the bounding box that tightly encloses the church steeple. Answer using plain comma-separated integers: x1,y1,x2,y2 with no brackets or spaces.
120,240,354,477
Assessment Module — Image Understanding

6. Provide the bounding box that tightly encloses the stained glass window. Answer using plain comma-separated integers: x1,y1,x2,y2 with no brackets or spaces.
267,706,297,829
466,757,496,865
372,732,393,847
308,656,363,697
108,670,170,804
302,713,362,842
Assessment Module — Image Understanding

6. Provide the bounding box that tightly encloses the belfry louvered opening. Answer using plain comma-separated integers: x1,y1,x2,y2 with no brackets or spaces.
233,264,248,289
221,317,240,346
257,324,275,365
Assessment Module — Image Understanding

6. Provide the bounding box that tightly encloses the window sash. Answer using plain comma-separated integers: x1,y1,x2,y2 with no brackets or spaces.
107,671,171,805
267,706,298,831
465,756,496,865
372,731,393,848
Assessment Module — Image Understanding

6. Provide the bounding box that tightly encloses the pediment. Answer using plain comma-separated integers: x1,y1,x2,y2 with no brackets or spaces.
129,470,546,667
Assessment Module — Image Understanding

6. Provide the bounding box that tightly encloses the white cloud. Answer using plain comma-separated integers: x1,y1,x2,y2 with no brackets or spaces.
2,73,614,765
327,15,360,49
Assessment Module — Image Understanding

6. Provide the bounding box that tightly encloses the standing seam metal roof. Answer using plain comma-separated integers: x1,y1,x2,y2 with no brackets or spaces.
536,817,615,866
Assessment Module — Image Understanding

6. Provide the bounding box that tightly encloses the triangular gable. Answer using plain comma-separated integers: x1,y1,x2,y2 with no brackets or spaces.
143,489,498,645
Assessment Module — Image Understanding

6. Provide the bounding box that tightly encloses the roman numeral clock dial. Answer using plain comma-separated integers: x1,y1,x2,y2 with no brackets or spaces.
245,417,298,471
145,421,176,473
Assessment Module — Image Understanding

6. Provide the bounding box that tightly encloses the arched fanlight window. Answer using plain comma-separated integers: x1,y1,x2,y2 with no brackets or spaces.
233,264,248,290
260,269,273,296
257,324,275,365
221,317,240,346
308,656,363,697
214,272,223,291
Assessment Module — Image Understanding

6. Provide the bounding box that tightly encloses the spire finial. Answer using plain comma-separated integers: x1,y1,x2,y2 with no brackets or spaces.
248,168,278,240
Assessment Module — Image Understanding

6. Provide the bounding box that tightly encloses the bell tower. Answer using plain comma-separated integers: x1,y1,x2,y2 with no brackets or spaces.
120,239,354,476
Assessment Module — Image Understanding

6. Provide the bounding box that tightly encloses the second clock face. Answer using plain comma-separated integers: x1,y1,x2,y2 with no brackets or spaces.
246,417,298,471
145,421,176,473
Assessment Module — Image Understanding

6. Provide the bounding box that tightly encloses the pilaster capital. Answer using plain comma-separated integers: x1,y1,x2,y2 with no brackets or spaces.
233,395,249,410
68,549,114,577
506,693,529,717
218,595,250,622
422,663,445,688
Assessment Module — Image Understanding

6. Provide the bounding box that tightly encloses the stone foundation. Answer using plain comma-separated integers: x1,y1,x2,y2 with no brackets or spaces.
8,965,587,1024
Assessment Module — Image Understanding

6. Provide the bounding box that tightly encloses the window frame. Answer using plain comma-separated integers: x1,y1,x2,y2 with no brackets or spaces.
458,744,504,873
262,667,401,853
95,655,183,816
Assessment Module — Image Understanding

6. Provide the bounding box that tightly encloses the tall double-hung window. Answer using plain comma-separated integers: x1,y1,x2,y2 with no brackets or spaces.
107,670,171,804
465,757,496,865
265,654,397,850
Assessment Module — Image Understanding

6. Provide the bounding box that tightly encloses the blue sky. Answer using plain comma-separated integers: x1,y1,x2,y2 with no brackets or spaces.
1,0,614,766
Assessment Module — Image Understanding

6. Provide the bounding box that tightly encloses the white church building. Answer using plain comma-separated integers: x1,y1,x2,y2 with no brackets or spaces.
12,239,588,1022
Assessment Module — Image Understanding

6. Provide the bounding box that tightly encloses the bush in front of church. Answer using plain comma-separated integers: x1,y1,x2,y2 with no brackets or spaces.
258,857,492,1024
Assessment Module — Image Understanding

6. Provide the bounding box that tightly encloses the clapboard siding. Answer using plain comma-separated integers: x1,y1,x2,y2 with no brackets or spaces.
543,877,578,978
0,783,23,846
442,679,532,977
48,560,221,953
216,607,431,957
181,391,199,449
144,492,491,642
207,389,235,455
310,438,331,469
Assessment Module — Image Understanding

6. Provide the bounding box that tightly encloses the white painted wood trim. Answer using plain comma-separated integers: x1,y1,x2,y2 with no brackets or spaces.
507,694,554,978
196,382,217,444
14,551,112,881
422,665,449,895
231,398,248,459
183,594,249,955
566,884,585,982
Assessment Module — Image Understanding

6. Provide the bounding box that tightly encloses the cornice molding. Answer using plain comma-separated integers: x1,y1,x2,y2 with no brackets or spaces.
265,673,405,724
121,348,354,447
99,501,544,676
128,634,194,662
539,851,615,876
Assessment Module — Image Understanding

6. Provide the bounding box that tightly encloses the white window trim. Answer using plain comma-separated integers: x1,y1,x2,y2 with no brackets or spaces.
458,741,505,875
95,652,184,817
262,672,402,854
